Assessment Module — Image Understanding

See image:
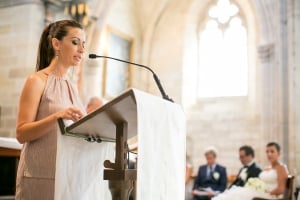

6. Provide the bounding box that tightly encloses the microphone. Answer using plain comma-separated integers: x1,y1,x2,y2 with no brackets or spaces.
89,54,173,102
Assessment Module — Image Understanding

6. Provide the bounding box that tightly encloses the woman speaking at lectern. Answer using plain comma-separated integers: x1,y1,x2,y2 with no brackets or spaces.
15,20,86,199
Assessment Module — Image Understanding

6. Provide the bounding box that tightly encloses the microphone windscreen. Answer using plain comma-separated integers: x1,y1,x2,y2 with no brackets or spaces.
89,54,97,59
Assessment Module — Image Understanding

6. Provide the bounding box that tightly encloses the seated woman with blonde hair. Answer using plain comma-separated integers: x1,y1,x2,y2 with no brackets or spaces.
212,142,288,200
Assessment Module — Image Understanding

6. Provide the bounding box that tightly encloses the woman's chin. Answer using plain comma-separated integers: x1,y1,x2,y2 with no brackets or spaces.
72,62,81,67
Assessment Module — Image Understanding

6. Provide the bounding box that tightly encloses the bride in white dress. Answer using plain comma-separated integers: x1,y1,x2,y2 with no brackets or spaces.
212,142,288,200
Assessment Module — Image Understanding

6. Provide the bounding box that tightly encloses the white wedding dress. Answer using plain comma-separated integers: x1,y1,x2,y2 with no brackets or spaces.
212,169,283,200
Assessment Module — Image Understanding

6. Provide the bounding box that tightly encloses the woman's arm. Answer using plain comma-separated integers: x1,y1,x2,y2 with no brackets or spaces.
269,165,288,195
16,73,83,144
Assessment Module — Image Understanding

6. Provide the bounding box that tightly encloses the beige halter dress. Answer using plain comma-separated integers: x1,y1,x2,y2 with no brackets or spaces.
15,73,85,200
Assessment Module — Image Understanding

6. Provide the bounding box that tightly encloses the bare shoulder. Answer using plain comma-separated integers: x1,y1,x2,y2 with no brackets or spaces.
276,163,289,176
278,163,287,170
27,70,47,83
25,71,47,87
22,71,48,96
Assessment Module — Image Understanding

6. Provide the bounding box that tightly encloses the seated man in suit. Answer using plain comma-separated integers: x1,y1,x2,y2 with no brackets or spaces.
228,145,262,188
192,146,227,200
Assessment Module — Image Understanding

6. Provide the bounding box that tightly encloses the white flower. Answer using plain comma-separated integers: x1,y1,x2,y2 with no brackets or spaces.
245,178,266,192
213,172,220,180
239,168,248,181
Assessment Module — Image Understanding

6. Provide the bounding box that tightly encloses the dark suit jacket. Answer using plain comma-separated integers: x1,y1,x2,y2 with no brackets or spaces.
229,162,262,188
193,164,227,192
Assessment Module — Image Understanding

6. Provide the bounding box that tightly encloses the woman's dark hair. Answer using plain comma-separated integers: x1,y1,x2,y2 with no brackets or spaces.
266,142,281,152
36,20,83,71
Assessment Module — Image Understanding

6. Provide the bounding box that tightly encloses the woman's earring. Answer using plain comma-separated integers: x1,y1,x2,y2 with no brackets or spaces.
55,50,59,57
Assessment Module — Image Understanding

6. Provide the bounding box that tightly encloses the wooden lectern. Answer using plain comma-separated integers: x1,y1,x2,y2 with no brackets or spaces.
56,88,186,200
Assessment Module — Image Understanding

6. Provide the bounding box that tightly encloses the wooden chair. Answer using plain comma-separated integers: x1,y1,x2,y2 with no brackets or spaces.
252,175,294,200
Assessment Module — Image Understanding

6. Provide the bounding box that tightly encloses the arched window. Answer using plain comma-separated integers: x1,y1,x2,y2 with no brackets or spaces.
197,0,248,98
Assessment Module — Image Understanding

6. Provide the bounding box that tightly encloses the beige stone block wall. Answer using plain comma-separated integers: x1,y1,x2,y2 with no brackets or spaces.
0,3,44,137
185,99,263,176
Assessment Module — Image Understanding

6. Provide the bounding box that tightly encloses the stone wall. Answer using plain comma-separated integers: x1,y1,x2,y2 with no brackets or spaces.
81,0,143,104
186,98,262,176
293,0,300,188
0,2,44,137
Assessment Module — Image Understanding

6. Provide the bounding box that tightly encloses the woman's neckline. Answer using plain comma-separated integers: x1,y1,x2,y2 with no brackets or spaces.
41,71,68,81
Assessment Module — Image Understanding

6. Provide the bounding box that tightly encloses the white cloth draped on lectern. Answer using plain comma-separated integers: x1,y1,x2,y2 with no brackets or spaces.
54,89,186,200
55,122,114,200
135,90,186,200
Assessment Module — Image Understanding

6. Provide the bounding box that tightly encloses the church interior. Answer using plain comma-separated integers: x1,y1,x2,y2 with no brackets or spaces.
0,0,299,199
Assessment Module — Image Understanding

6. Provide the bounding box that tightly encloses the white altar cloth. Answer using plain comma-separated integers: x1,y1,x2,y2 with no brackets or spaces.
0,137,23,149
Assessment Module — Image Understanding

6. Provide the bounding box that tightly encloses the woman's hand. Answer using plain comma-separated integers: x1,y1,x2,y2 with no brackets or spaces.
16,73,85,143
56,107,84,122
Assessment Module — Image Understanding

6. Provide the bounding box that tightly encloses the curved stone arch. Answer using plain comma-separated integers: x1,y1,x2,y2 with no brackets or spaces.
140,0,195,101
182,0,259,107
181,0,266,170
252,0,279,44
134,0,172,91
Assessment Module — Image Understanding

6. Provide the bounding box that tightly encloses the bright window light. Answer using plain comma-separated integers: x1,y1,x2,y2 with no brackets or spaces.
198,0,248,98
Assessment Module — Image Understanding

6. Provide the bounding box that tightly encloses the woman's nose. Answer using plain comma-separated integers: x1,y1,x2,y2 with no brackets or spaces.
78,44,85,53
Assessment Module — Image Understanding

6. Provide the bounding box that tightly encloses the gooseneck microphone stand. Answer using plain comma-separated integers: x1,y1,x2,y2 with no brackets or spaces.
89,54,174,102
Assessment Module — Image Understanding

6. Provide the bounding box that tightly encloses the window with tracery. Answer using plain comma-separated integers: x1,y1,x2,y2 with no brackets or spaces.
197,0,248,98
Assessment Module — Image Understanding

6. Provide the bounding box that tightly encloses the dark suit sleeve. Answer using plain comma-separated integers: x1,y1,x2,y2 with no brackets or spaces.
229,163,262,188
216,166,227,192
247,163,262,180
192,166,202,190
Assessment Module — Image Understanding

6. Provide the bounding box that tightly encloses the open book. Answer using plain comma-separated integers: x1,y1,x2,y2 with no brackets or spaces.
194,187,220,196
